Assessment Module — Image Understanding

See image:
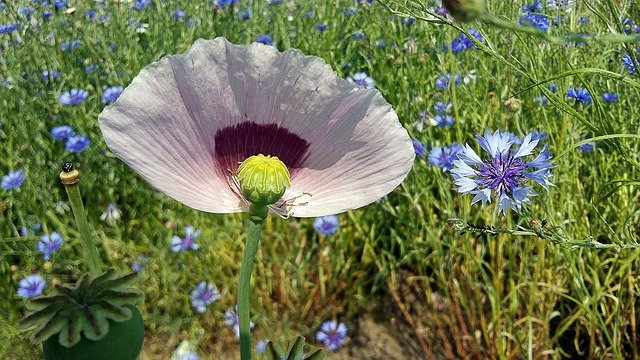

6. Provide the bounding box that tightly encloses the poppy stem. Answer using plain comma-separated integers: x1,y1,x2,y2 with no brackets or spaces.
238,205,267,360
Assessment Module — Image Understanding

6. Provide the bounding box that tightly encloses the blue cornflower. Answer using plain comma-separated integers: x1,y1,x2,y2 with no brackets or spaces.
237,9,251,20
176,352,199,360
434,114,454,127
344,7,357,16
255,34,274,46
435,73,461,90
2,170,26,191
170,9,186,20
0,23,20,34
85,64,99,74
134,0,152,10
450,28,483,54
579,16,589,24
530,130,548,142
375,39,386,48
346,72,374,90
451,130,554,214
351,30,365,40
412,139,427,158
313,215,339,236
428,143,462,171
316,320,348,351
51,125,75,141
54,0,67,9
190,281,220,313
18,6,35,19
578,141,596,151
315,24,328,32
622,53,638,73
171,226,201,252
434,101,451,114
519,13,549,33
534,95,548,105
42,69,60,82
256,340,267,354
42,11,53,21
65,135,90,152
37,232,63,261
224,306,254,338
601,92,618,103
60,40,81,51
17,274,46,298
212,0,240,7
267,0,282,4
59,88,88,105
566,87,592,104
522,1,544,12
131,261,144,273
547,0,573,12
102,86,123,104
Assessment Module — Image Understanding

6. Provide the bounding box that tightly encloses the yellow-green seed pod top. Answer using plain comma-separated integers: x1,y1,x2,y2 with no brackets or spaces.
237,154,291,207
443,0,485,23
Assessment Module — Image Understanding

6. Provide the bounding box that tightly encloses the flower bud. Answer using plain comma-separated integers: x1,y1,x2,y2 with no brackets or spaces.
237,154,291,207
442,0,485,23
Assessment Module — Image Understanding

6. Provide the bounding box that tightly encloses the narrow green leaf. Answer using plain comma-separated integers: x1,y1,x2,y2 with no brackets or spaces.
305,349,326,360
96,272,140,294
81,305,110,341
20,302,67,329
287,336,304,360
58,310,84,347
24,295,67,311
267,341,285,360
30,310,67,343
97,289,144,305
92,301,132,322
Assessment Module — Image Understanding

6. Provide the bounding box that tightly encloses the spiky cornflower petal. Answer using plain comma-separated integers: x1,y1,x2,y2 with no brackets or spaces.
428,143,462,171
316,320,348,351
346,72,375,90
59,88,88,105
190,282,220,313
224,306,254,338
171,226,201,252
2,170,26,191
451,130,554,214
37,232,63,261
313,215,339,236
51,125,75,141
65,135,90,152
98,38,414,218
17,274,46,298
412,139,427,158
102,86,123,104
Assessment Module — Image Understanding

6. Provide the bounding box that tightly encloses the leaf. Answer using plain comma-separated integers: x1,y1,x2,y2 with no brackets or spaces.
81,305,110,341
305,349,326,360
30,309,67,343
20,302,67,329
53,283,76,298
266,341,285,360
92,301,132,322
24,295,68,311
97,289,144,305
58,310,84,347
287,336,304,360
95,272,140,294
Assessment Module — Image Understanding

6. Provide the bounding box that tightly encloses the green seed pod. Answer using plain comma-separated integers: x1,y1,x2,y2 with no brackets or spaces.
442,0,486,22
237,154,291,207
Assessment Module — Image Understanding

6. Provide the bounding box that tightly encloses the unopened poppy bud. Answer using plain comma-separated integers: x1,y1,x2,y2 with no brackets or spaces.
442,0,485,23
237,154,291,207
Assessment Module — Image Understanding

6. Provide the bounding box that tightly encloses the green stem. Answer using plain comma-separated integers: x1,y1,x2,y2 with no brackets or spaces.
64,182,102,277
238,205,267,360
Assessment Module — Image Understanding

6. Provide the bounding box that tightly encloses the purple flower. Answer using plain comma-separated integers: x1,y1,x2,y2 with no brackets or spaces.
37,232,63,261
17,274,46,298
601,92,618,103
434,101,451,114
519,13,549,33
315,24,328,32
171,226,201,252
0,23,21,34
255,34,274,46
450,28,483,54
224,306,254,338
190,281,220,313
65,135,90,152
170,9,187,20
578,141,596,151
451,130,554,214
622,53,638,74
313,215,339,236
51,125,75,141
2,170,26,191
346,72,374,90
521,1,544,12
412,139,427,158
60,40,81,51
435,73,461,90
102,86,123,104
566,87,592,104
434,114,454,127
256,340,267,353
59,88,89,105
42,69,60,82
428,143,462,171
316,320,348,351
134,0,152,10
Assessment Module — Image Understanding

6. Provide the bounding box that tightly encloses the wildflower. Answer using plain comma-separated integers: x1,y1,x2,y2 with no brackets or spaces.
434,114,454,127
2,170,26,191
134,22,149,33
37,232,63,261
170,9,187,20
131,261,143,273
0,23,20,34
622,53,638,73
134,0,152,10
255,34,273,46
429,143,462,171
519,12,549,33
176,352,199,360
547,0,573,12
566,87,592,104
451,130,554,214
65,135,90,152
224,306,254,338
54,0,67,9
59,88,88,105
315,24,328,32
412,139,427,158
256,340,267,353
102,86,123,104
171,226,201,252
98,38,414,218
434,101,452,114
18,6,35,19
17,274,46,298
51,125,75,141
237,9,251,20
190,281,220,313
100,203,122,223
521,1,544,12
42,69,60,82
601,92,618,103
346,72,374,90
435,73,461,90
313,215,339,236
351,30,365,40
344,7,357,16
212,0,240,8
578,141,596,151
375,39,386,48
450,28,483,54
85,65,99,74
60,40,81,51
316,320,348,351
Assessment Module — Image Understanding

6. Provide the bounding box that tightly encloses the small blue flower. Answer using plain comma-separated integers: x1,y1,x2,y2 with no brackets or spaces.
375,39,386,48
314,215,339,236
102,86,123,104
346,72,374,90
65,135,90,152
578,141,596,151
224,306,254,338
42,69,60,82
59,88,89,105
176,352,199,360
315,24,328,32
316,320,348,351
412,139,427,158
519,13,549,33
170,9,187,20
344,7,357,16
434,101,451,114
451,130,554,214
54,0,67,9
255,34,274,46
190,281,220,313
351,30,365,40
60,40,81,51
434,114,454,127
428,143,462,171
17,274,46,298
51,125,75,140
256,340,267,354
0,23,20,34
237,9,251,20
2,170,26,191
171,226,201,252
622,53,638,74
601,92,618,103
450,28,483,54
566,87,592,104
435,73,461,90
37,232,63,261
18,6,35,19
521,1,544,12
134,0,152,10
212,0,240,7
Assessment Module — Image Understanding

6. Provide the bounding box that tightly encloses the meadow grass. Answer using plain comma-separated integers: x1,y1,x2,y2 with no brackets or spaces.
1,0,639,358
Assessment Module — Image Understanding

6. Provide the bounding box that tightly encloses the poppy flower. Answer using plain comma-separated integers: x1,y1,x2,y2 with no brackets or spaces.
98,38,413,217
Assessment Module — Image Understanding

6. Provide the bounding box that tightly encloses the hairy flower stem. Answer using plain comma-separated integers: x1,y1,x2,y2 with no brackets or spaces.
238,205,267,360
61,168,102,277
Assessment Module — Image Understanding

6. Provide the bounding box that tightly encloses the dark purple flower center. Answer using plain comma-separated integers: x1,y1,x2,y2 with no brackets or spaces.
201,291,213,302
214,121,309,176
181,236,194,249
478,153,527,194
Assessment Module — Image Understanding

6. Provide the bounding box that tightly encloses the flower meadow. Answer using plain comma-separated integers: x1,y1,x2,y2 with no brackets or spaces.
1,0,640,359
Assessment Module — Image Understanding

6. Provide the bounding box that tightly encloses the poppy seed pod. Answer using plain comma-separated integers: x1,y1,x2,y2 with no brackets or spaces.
442,0,486,23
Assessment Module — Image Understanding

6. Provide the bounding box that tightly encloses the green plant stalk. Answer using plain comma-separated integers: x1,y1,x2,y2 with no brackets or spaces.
238,205,267,360
64,182,102,277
